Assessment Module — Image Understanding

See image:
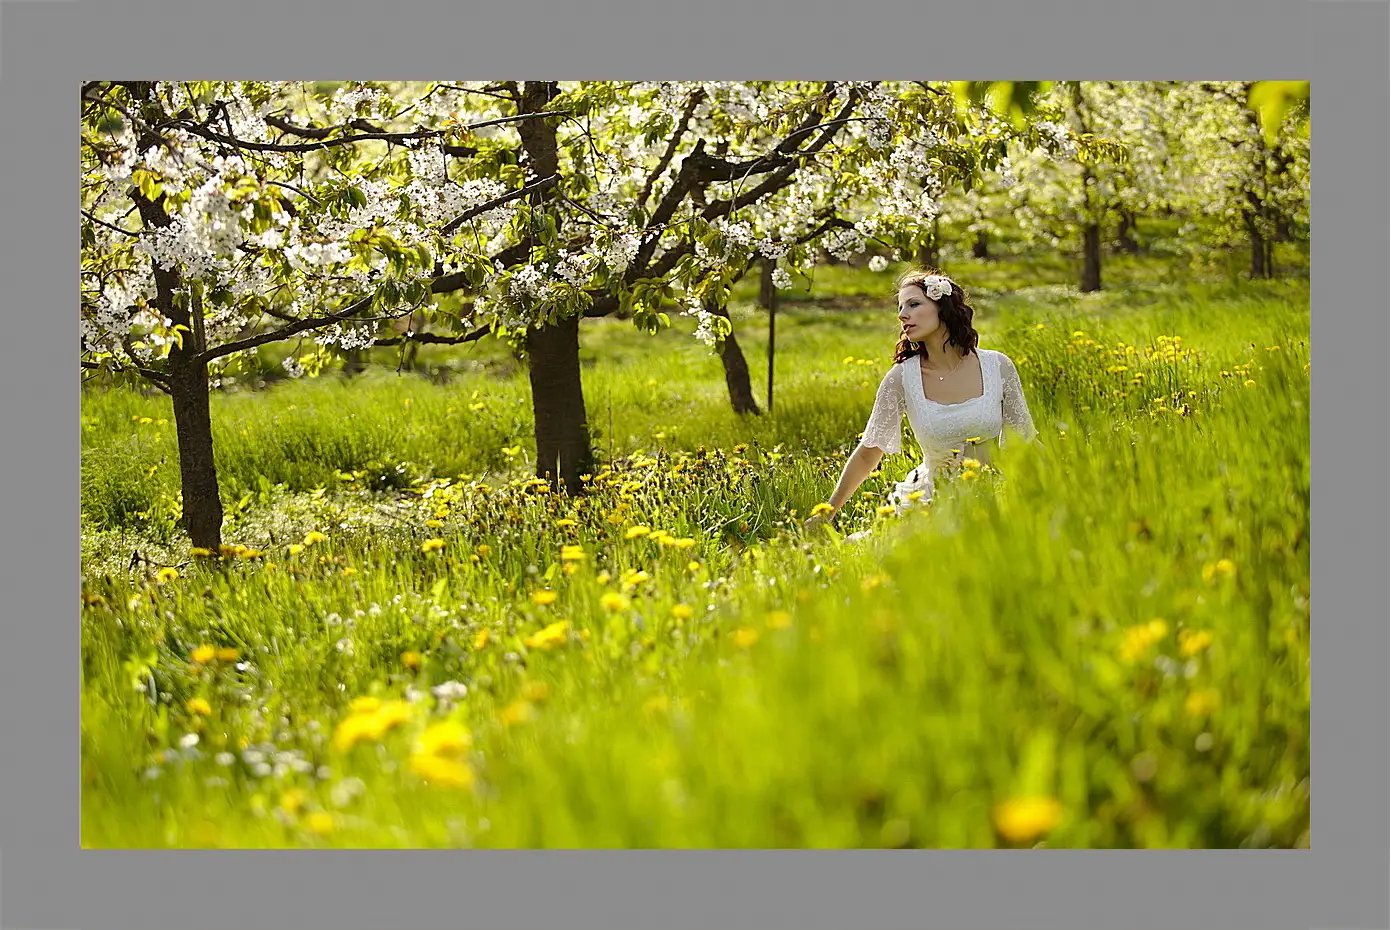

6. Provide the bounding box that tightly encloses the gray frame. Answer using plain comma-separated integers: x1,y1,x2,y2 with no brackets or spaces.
6,0,1379,926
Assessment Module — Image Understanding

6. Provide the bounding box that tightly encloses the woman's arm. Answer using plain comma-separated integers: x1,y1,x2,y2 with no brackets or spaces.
999,353,1039,444
806,366,903,527
825,443,887,514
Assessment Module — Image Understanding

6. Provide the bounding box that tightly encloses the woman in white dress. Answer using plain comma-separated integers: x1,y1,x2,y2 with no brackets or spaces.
804,268,1039,532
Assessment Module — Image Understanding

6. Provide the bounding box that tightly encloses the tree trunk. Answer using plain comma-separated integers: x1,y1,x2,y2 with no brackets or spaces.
766,281,778,413
1274,212,1293,242
971,231,989,260
517,81,594,492
1117,211,1140,253
707,299,761,415
168,352,225,549
129,82,223,548
525,313,594,493
916,242,939,270
342,349,368,377
1244,211,1271,279
916,215,942,268
1081,223,1102,292
758,258,776,310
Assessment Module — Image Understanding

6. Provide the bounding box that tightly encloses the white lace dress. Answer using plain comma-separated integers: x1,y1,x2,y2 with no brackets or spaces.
859,348,1038,513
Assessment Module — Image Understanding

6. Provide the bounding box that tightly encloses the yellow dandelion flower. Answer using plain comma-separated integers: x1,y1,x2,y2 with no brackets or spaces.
420,538,445,553
625,525,652,540
348,696,382,715
499,700,536,726
877,505,896,516
186,697,212,716
1178,629,1213,657
524,620,572,650
279,789,306,816
156,567,180,583
672,537,697,549
341,567,357,577
671,604,694,621
401,651,423,671
425,519,443,529
687,561,702,572
600,592,632,612
767,610,793,630
287,544,305,556
555,518,577,528
306,812,335,836
643,694,669,715
560,545,586,562
408,753,475,790
332,699,412,751
810,502,835,517
473,628,491,650
732,627,760,649
191,645,216,665
1185,688,1220,718
1119,621,1168,664
522,681,550,703
216,647,240,663
993,796,1062,844
303,531,328,546
190,547,216,558
414,721,473,758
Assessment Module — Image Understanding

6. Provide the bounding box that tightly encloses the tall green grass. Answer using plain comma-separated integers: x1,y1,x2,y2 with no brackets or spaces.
80,252,1309,848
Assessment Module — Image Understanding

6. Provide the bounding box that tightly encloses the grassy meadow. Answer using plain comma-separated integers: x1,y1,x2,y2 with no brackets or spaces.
80,238,1310,848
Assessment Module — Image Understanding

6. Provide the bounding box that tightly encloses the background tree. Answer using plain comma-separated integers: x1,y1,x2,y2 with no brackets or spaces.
1165,81,1310,279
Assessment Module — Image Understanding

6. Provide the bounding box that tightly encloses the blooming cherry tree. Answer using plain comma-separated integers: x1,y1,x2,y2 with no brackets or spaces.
81,80,1111,547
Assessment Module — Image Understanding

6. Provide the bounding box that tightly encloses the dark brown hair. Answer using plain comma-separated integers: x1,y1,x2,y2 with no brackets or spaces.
891,268,980,364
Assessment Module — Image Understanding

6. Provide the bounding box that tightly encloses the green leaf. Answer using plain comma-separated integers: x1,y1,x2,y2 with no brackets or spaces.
1249,81,1309,146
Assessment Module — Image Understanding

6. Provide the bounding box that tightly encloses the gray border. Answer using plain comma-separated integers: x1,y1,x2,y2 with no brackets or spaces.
5,0,1380,926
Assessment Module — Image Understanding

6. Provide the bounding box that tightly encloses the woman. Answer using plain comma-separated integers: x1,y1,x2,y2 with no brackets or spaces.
804,268,1038,533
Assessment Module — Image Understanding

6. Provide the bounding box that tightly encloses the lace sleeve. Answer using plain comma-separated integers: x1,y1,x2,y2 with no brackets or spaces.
860,365,906,454
998,353,1039,447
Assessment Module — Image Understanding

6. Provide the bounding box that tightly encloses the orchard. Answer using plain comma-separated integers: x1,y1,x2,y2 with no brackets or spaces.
81,81,1309,848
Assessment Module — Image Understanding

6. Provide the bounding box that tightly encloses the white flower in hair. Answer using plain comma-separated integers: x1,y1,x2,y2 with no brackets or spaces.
919,275,952,301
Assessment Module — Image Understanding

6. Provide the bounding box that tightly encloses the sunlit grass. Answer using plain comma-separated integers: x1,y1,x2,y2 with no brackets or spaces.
80,249,1310,849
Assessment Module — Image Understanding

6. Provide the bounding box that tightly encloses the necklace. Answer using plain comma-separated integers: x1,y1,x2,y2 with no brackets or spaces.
923,351,965,381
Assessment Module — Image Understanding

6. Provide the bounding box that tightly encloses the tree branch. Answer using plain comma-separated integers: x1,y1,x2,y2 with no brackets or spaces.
639,89,705,205
194,293,375,364
82,358,172,390
373,326,492,347
173,110,569,155
440,173,558,236
81,209,141,238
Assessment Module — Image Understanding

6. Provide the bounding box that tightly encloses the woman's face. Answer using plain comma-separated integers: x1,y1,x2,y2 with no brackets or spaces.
897,285,941,342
